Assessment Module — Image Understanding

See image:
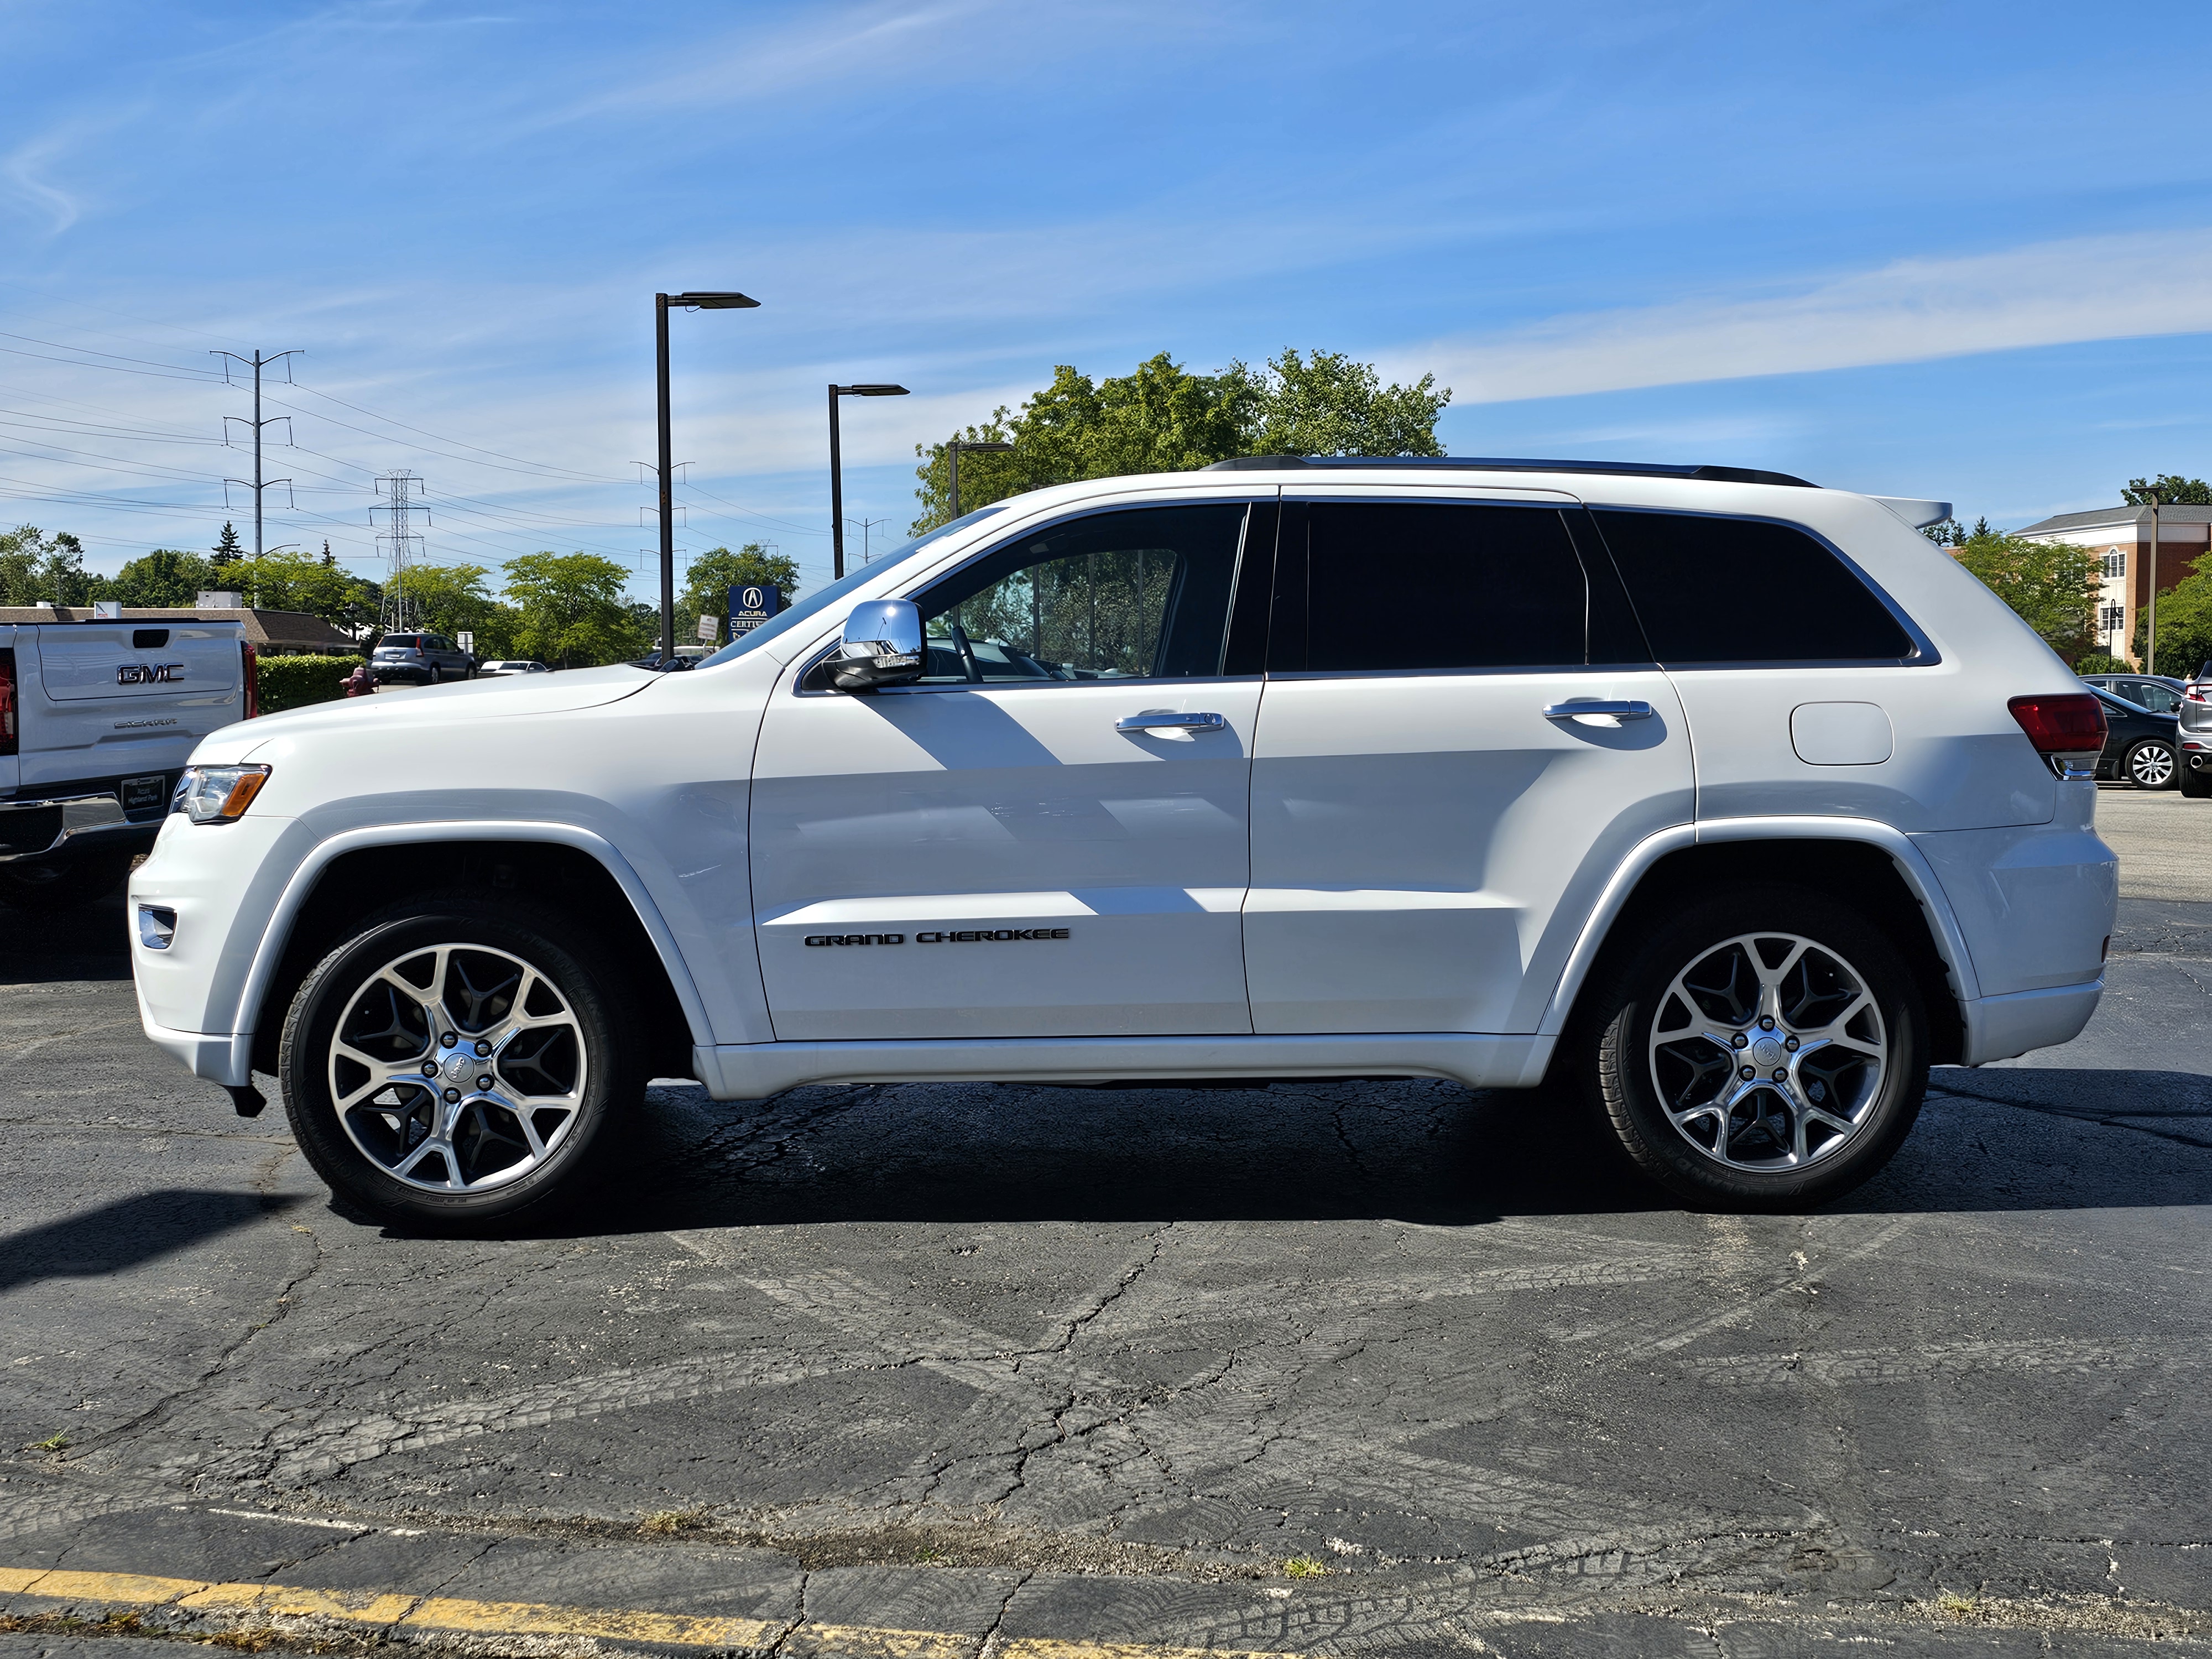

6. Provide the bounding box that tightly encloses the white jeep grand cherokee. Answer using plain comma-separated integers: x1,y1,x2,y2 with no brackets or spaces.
129,458,2119,1224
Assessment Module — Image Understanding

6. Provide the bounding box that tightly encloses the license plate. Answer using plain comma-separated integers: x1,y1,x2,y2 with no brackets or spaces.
120,774,166,812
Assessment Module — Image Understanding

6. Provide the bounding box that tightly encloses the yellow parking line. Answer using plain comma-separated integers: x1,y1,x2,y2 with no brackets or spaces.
0,1566,1289,1656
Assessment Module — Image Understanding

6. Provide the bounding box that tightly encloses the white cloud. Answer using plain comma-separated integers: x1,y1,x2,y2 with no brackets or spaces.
2,138,83,235
1418,229,2212,404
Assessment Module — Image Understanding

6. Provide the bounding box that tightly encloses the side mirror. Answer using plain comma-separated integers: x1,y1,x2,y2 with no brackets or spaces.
831,598,925,692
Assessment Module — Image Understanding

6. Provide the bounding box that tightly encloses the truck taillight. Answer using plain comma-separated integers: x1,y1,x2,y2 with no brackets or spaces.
242,640,259,719
2008,693,2105,779
0,647,15,757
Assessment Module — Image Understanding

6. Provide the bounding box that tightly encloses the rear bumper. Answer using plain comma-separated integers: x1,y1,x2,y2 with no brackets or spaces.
1960,979,2103,1066
0,789,161,865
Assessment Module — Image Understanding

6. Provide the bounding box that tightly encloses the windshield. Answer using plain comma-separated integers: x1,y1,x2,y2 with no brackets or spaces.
691,505,1008,670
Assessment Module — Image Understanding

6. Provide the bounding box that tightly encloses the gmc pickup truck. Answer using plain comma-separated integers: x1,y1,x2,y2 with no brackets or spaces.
0,608,253,911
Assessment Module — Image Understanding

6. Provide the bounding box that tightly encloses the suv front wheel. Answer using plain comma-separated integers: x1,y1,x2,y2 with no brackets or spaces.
278,893,641,1228
1583,885,1927,1211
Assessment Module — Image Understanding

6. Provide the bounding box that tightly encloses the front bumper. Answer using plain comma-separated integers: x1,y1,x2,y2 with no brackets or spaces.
0,789,163,865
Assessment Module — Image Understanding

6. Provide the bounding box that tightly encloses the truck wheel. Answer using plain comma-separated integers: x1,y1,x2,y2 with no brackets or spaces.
278,892,642,1228
0,850,135,913
1582,884,1927,1212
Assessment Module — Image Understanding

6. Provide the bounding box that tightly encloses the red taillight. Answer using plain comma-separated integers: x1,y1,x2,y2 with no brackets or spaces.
242,640,260,719
0,647,15,757
2008,692,2105,775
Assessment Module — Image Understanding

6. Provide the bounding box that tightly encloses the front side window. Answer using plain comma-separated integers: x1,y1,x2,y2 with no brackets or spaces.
1293,503,1589,673
1590,509,1916,664
915,504,1249,684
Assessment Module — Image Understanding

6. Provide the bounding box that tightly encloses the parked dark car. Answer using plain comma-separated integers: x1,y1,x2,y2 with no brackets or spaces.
2088,686,2178,789
370,632,476,686
2079,672,2185,714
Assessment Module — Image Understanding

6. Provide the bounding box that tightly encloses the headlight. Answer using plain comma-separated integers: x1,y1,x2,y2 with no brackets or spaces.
171,764,271,823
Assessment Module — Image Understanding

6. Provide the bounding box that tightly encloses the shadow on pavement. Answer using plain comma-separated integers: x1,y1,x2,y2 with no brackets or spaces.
0,891,133,984
0,1190,304,1293
464,1062,2212,1242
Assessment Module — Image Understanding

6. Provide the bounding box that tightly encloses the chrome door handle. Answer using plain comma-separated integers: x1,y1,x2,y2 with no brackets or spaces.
1542,700,1655,721
1116,711,1228,733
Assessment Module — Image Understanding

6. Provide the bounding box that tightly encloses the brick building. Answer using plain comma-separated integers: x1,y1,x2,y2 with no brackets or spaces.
2012,505,2210,667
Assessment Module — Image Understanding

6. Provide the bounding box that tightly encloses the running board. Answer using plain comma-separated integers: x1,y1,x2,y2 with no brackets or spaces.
691,1032,1556,1101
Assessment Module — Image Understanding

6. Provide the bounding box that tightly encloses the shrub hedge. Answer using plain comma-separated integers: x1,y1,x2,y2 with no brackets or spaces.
257,653,358,713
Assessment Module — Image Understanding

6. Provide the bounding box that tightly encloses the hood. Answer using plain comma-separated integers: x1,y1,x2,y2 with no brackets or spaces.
189,664,658,764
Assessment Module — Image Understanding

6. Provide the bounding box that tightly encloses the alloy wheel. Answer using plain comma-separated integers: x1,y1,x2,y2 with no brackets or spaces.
327,943,587,1192
2130,742,2176,787
1646,931,1888,1171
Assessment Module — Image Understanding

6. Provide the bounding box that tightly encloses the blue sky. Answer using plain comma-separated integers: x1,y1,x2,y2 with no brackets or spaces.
7,0,2212,598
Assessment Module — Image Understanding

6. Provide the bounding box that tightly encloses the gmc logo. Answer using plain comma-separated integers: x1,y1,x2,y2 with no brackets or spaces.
117,663,186,685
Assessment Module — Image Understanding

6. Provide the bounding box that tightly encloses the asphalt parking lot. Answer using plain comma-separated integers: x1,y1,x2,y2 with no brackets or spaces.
2,791,2206,1658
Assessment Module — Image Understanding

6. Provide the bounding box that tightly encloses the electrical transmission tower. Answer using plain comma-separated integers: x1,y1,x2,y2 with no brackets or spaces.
372,472,428,632
212,348,301,557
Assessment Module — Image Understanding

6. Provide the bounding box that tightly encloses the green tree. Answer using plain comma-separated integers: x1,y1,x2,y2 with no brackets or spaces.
108,547,216,607
679,544,802,644
1955,529,2100,661
1238,348,1449,459
500,552,643,667
1920,518,1965,546
2128,568,2212,678
910,347,1451,533
2122,474,2212,507
227,549,379,628
211,522,245,567
0,525,96,606
388,561,516,651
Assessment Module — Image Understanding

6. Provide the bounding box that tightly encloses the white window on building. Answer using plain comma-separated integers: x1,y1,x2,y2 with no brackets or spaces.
2103,549,2127,579
2101,603,2127,634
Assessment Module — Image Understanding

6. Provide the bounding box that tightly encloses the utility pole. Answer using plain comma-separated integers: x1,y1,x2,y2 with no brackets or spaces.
372,472,427,633
857,516,888,565
2147,492,2162,674
212,349,300,559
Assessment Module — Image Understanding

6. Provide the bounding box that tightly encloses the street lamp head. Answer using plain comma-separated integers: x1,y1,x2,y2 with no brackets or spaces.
835,383,910,397
952,440,1014,453
670,291,761,310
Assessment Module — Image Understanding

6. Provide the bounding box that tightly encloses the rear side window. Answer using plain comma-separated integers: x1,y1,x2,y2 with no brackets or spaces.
1293,503,1588,672
380,635,419,648
1590,509,1914,664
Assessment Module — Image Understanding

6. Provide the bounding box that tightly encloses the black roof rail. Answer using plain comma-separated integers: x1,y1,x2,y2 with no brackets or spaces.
1199,455,1819,489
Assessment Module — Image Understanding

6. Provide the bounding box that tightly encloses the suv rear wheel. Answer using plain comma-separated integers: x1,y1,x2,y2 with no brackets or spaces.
1582,885,1927,1211
278,893,641,1228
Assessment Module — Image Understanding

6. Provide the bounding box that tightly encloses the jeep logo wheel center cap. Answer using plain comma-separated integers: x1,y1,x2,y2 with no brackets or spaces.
1751,1036,1787,1069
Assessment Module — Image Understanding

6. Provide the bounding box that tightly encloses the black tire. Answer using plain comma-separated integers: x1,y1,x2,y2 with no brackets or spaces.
1581,884,1927,1211
427,665,443,686
278,891,642,1229
2180,759,2211,799
2126,739,2178,790
0,850,135,914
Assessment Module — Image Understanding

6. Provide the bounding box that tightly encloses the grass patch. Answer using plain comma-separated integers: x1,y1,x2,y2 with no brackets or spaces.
1282,1556,1328,1579
639,1508,712,1536
32,1433,70,1452
1937,1594,1980,1621
204,1630,284,1651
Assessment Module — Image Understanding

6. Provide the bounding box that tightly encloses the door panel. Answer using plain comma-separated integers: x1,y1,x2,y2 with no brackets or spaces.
1246,671,1692,1032
751,681,1260,1039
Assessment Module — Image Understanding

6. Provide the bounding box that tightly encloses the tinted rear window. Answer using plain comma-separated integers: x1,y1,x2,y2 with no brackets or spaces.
378,635,420,648
1590,510,1914,664
1297,503,1587,672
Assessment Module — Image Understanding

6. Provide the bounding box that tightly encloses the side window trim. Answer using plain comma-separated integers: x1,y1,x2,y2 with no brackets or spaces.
1585,505,1941,669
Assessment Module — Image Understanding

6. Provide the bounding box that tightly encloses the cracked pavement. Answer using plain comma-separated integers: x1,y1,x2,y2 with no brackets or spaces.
1,790,2208,1657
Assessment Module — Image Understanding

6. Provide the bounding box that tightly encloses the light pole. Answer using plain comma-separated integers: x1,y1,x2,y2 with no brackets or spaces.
656,291,759,667
2146,491,2162,674
948,439,1013,522
828,384,909,580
